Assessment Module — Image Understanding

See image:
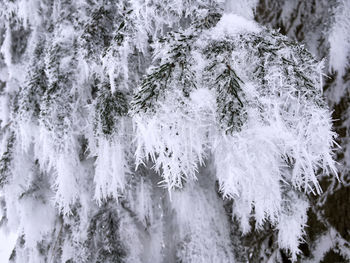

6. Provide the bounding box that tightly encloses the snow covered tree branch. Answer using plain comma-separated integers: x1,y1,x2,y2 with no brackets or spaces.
0,0,343,262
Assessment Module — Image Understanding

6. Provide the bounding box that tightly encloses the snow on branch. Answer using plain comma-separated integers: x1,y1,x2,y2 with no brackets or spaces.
132,13,337,259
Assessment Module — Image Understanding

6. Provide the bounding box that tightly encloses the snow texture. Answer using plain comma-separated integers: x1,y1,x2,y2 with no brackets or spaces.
0,0,341,262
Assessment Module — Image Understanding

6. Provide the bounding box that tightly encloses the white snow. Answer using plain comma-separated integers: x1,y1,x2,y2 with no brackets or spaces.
0,0,341,262
209,13,261,38
328,0,350,102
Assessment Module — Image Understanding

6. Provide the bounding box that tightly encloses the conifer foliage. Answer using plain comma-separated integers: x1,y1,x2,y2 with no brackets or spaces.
0,0,343,262
254,1,350,262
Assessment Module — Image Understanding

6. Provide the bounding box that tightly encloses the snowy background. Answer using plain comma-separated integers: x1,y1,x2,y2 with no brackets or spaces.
0,231,16,260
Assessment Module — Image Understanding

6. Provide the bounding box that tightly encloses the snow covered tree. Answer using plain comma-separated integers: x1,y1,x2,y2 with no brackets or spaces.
255,0,350,261
0,0,342,262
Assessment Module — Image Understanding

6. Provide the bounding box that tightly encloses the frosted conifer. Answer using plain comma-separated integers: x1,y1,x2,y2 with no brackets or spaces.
0,1,344,262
